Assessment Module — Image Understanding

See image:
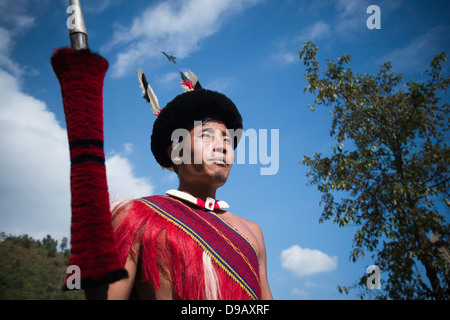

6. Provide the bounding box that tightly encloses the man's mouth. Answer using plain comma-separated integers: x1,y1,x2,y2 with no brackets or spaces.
208,157,228,165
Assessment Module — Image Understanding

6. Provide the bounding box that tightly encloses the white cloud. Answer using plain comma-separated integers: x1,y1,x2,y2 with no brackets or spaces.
0,27,25,77
106,151,154,203
376,25,450,72
0,68,71,241
292,287,309,298
296,20,331,42
0,0,37,30
272,50,298,66
0,4,156,241
158,72,179,87
280,245,338,277
291,281,335,298
105,0,262,77
335,0,369,36
123,142,133,155
0,0,41,78
205,76,236,92
0,69,154,241
336,0,361,18
83,0,121,13
295,0,369,42
267,38,299,66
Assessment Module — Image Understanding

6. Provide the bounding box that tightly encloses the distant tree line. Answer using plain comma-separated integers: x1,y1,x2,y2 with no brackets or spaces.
0,232,69,258
0,231,83,299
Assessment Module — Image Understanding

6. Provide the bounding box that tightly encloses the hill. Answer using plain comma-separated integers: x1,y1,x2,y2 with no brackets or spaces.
0,233,84,300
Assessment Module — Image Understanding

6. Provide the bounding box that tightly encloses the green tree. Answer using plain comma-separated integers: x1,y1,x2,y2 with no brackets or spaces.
298,41,449,300
0,232,84,299
60,237,69,257
42,234,58,258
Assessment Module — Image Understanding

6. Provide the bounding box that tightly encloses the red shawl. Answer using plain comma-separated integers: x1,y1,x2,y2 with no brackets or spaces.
112,195,261,300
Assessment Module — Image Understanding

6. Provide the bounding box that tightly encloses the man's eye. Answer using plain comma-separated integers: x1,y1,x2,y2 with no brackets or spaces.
201,133,212,139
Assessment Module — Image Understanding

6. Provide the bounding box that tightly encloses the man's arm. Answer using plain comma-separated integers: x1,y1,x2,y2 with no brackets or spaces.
84,254,137,300
249,222,273,300
106,253,138,299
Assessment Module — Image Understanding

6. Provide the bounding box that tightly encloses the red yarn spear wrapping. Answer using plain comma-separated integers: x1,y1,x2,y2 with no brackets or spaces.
51,47,127,291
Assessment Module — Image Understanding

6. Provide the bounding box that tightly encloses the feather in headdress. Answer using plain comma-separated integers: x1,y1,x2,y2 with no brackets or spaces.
161,52,202,92
180,70,202,92
162,51,177,64
137,69,161,116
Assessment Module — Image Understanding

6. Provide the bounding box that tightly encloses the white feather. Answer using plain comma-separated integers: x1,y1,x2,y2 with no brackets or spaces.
137,69,161,115
185,70,198,84
203,251,220,300
180,70,199,92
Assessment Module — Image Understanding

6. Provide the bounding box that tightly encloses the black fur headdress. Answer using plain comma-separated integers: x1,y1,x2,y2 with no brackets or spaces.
137,54,243,171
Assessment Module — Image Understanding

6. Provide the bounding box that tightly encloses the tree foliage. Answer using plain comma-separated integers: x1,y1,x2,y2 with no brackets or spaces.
0,232,82,299
298,41,449,300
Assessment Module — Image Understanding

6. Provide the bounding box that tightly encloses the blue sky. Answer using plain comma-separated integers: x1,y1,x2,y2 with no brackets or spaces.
0,0,449,300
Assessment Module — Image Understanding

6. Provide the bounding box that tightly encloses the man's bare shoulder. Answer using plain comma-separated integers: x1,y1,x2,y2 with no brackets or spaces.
221,210,253,224
220,210,264,242
224,211,261,231
236,215,262,235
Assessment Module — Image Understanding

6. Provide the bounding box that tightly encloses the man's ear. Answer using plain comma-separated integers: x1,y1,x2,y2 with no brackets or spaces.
166,145,179,174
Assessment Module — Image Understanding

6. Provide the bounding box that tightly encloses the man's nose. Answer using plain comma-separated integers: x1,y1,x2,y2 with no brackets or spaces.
212,135,227,154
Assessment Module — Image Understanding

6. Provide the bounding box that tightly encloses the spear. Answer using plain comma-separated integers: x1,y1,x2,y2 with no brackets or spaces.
68,0,89,50
51,0,127,298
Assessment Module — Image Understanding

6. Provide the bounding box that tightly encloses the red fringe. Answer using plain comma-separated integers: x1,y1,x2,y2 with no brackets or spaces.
112,200,253,300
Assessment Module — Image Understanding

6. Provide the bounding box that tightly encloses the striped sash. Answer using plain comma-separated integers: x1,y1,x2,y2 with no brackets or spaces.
137,195,261,300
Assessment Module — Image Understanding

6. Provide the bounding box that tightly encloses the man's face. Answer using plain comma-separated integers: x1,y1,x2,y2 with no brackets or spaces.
173,120,235,189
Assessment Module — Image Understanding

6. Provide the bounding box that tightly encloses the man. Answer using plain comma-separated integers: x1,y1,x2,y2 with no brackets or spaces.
107,89,272,300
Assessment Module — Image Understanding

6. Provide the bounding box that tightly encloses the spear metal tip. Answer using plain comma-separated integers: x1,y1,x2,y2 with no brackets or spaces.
69,0,87,35
68,0,89,50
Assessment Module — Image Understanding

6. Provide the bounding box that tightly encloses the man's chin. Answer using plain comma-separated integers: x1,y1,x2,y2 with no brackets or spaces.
210,168,230,187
